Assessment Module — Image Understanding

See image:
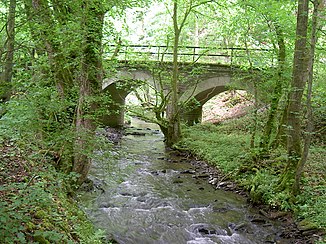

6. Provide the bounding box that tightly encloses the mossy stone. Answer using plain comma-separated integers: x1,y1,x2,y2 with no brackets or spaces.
297,219,318,231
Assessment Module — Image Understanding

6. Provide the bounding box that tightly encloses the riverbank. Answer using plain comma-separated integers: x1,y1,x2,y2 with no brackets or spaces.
177,117,326,243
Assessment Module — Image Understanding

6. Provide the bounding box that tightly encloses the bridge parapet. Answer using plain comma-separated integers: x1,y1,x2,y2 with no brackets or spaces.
106,44,275,68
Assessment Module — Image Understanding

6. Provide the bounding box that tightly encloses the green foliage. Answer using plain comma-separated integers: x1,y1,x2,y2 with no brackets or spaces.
296,188,326,229
311,69,326,142
294,145,326,229
239,169,293,209
0,167,104,243
179,122,249,173
0,154,105,243
0,83,77,170
0,77,108,243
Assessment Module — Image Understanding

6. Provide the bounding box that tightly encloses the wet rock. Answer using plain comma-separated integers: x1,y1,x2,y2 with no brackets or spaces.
250,215,267,224
234,222,247,231
216,181,235,190
136,196,146,202
262,223,273,227
208,177,218,185
107,236,119,244
259,209,288,220
217,181,228,187
196,173,210,178
228,223,236,230
302,229,320,236
134,161,143,165
180,169,196,174
150,170,159,175
198,228,214,235
79,177,107,193
212,206,228,213
264,234,276,243
99,202,115,208
102,127,123,143
125,131,146,136
120,192,134,196
197,226,222,235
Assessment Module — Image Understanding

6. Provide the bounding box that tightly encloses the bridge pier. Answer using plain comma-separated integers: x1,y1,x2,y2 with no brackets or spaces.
101,85,127,128
182,106,203,126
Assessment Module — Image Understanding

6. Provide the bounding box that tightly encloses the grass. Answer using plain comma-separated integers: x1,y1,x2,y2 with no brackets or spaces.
179,123,250,174
178,117,326,242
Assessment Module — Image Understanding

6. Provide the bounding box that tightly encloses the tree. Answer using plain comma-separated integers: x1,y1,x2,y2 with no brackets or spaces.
0,0,16,103
165,0,214,147
259,23,287,153
278,0,309,192
293,0,325,195
73,0,105,184
165,0,183,147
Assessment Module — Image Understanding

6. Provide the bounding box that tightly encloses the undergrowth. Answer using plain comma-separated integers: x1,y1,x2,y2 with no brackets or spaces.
0,87,106,243
179,123,249,174
0,142,105,243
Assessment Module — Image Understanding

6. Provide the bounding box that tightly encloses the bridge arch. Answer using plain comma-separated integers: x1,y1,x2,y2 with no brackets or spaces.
180,75,231,125
101,69,155,127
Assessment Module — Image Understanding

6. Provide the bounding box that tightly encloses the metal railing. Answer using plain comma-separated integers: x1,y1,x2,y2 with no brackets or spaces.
105,44,275,67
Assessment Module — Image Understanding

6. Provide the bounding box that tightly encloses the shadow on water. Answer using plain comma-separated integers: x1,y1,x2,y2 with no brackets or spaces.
78,118,289,244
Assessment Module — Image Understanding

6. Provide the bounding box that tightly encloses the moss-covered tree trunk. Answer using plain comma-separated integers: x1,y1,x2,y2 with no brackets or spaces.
260,25,286,153
23,0,75,97
293,0,324,195
73,0,104,184
0,0,16,103
166,1,182,147
278,0,309,191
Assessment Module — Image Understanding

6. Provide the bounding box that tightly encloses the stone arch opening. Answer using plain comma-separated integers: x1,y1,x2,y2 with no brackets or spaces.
202,90,253,124
101,69,156,127
125,83,160,124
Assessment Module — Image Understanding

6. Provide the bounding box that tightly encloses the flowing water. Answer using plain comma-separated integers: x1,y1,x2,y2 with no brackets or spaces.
78,119,288,244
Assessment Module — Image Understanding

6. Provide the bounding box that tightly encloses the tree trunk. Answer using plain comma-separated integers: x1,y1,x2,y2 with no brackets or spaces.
271,96,289,148
243,24,258,150
279,0,309,190
260,25,286,153
293,0,324,195
73,0,104,184
0,0,16,103
166,1,182,147
23,0,72,97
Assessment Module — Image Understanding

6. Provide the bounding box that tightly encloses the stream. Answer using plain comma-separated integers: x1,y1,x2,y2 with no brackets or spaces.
78,118,291,244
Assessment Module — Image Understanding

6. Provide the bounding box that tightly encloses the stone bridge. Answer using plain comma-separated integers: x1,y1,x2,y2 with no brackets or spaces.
101,61,253,127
